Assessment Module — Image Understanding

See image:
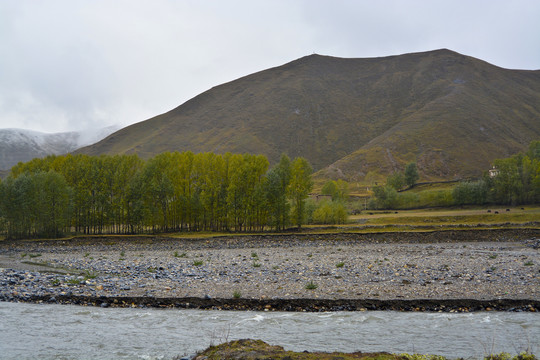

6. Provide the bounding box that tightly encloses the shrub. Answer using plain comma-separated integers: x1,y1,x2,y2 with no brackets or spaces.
387,171,406,190
396,192,420,208
513,352,537,360
312,200,348,224
484,353,511,360
321,179,349,201
404,162,419,187
371,185,399,209
83,270,97,279
453,180,488,205
416,189,454,208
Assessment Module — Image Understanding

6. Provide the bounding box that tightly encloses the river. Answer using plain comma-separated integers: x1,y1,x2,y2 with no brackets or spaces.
0,302,538,359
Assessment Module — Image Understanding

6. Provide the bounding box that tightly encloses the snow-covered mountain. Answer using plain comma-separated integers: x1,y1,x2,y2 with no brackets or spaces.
0,126,119,172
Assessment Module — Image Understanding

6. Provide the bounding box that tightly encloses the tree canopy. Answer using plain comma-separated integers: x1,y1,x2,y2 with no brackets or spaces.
404,162,419,187
0,152,314,239
370,140,540,209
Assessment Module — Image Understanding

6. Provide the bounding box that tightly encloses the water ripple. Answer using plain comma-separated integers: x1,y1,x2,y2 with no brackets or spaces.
0,302,538,360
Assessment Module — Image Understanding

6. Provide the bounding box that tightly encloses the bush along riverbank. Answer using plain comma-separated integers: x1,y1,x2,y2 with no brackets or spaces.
186,339,539,360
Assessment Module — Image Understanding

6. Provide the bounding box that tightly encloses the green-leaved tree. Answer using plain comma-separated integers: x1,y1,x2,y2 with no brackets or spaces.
265,154,291,231
404,162,419,187
288,157,313,228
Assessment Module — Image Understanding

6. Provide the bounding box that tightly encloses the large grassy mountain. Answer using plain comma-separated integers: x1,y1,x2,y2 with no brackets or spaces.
76,49,540,181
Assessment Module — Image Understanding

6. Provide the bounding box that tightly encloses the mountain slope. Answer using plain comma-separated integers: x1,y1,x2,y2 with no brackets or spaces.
76,49,540,180
0,126,118,172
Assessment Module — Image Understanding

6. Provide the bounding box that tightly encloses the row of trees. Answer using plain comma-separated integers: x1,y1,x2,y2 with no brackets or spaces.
0,152,313,239
453,141,540,206
371,141,540,209
386,162,420,191
370,162,421,209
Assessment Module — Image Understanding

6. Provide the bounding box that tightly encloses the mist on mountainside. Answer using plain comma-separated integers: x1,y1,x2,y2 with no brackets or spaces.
0,125,119,171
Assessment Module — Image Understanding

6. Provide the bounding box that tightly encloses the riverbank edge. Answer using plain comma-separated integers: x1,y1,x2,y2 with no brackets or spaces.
1,227,539,246
2,294,538,312
191,339,539,360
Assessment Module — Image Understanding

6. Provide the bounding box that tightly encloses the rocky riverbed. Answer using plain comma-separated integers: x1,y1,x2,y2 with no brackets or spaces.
0,230,538,311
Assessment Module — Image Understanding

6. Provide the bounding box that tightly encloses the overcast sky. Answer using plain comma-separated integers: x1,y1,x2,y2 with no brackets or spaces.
1,0,539,134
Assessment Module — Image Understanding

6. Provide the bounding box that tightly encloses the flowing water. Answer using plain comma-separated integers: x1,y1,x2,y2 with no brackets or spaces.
0,302,538,360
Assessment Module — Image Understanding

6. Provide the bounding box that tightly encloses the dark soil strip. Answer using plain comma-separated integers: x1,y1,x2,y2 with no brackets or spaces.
2,294,538,312
3,228,538,249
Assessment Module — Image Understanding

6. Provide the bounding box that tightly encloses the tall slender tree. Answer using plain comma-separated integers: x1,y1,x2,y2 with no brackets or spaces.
288,157,313,228
265,154,291,231
34,171,72,238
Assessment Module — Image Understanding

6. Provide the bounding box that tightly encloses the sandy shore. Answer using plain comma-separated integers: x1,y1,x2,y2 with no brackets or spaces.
0,229,538,311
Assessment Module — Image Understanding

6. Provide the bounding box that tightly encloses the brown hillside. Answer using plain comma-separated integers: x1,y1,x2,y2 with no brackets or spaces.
76,49,540,180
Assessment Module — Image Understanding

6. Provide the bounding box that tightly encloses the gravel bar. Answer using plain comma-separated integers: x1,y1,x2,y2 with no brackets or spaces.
1,229,538,312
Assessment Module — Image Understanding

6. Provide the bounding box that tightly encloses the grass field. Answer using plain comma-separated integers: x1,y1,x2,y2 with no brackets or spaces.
344,206,540,231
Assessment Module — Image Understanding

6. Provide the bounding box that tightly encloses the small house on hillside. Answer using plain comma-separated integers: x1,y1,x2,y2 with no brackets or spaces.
489,166,499,177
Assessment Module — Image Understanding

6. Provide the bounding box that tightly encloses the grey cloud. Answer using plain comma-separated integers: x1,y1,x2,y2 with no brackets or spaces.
0,0,538,133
